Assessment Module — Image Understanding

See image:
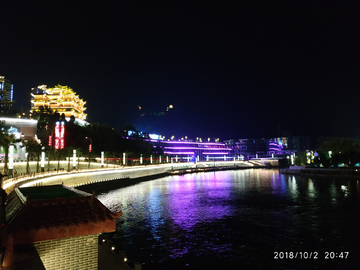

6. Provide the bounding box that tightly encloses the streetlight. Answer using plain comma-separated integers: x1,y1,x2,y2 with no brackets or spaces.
85,137,92,169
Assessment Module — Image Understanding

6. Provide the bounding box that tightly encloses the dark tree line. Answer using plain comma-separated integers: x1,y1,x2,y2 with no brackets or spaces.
295,139,360,168
32,106,157,161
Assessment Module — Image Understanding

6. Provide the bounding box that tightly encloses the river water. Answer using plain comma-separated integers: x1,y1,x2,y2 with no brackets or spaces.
97,169,360,269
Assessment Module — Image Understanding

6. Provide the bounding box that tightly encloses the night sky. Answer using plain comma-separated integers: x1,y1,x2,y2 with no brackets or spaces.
1,1,360,140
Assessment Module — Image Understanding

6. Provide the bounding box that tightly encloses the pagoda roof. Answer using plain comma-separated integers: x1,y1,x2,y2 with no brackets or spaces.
3,185,121,245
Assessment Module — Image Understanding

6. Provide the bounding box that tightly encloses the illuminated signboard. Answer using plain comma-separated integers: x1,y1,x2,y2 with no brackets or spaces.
60,121,65,149
54,121,65,149
55,122,60,149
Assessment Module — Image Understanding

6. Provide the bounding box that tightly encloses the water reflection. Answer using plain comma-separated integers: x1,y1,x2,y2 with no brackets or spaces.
169,172,233,231
98,169,360,269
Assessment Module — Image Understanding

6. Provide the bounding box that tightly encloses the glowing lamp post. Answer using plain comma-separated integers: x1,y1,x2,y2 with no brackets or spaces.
85,137,92,169
73,149,77,169
101,151,104,167
9,144,14,176
41,147,45,172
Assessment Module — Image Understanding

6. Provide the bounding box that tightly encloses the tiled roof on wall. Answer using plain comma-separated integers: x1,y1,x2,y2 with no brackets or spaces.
3,186,122,245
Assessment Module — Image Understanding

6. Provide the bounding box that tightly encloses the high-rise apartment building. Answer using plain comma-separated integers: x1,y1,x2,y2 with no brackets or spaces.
31,84,87,120
0,76,14,114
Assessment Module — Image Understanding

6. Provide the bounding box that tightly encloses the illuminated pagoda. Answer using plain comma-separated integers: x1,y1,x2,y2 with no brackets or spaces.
31,84,87,120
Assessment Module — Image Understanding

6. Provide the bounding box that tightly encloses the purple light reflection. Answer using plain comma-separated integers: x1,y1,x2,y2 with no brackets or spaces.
168,172,233,232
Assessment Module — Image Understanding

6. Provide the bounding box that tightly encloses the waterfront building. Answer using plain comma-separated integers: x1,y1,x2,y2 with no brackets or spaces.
0,76,14,114
0,117,38,161
161,140,233,161
226,136,314,158
268,136,313,155
31,85,87,120
230,138,267,158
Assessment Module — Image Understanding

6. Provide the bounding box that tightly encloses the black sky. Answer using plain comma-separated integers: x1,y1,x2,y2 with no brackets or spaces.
1,0,360,140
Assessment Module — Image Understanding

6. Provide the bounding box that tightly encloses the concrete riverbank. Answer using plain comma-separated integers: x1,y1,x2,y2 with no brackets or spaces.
75,163,266,194
9,161,264,192
280,166,360,177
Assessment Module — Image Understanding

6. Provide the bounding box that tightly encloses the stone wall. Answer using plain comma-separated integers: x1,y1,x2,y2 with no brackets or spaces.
34,234,99,270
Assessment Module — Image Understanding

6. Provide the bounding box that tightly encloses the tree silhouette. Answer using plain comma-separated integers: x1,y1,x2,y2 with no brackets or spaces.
24,140,39,174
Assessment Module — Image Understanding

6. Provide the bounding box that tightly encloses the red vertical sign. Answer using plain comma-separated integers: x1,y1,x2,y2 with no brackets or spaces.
55,121,65,149
60,121,65,149
55,122,60,149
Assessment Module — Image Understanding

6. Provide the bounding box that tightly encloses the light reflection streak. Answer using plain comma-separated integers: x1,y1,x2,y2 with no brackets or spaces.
308,179,316,198
147,188,163,239
286,176,298,199
329,183,337,203
168,171,233,231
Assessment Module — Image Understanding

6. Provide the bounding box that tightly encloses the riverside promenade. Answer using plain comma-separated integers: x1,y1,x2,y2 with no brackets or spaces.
1,160,266,270
3,160,263,192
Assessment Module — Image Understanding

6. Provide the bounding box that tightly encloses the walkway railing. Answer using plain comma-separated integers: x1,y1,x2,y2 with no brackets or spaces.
3,160,259,191
3,166,118,190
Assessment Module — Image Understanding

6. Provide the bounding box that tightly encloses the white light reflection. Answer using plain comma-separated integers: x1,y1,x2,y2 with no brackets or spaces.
287,176,299,198
147,187,163,239
307,179,316,198
341,185,348,198
329,183,337,203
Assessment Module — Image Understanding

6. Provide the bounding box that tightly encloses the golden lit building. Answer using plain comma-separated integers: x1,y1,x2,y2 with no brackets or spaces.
31,84,87,120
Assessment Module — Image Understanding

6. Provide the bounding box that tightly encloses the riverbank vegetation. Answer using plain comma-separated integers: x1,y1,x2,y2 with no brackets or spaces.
295,138,360,168
18,106,163,169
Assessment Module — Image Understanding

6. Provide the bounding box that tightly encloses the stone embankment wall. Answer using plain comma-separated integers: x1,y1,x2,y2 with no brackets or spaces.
280,167,360,177
76,172,170,194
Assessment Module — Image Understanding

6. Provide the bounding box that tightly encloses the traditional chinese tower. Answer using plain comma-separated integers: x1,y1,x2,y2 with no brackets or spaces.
31,85,87,120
